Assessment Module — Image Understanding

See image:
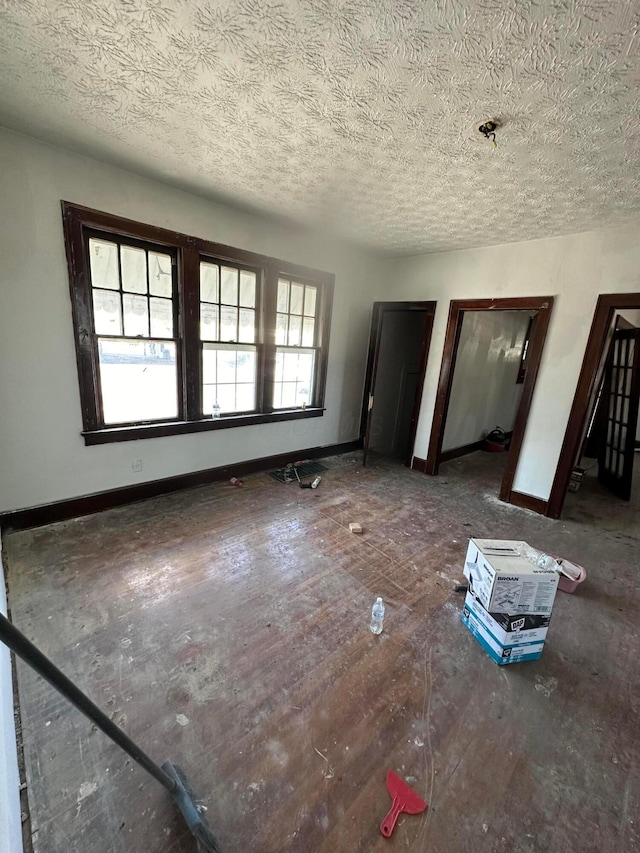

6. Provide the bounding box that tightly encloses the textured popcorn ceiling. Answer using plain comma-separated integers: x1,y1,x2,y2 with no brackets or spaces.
0,0,639,254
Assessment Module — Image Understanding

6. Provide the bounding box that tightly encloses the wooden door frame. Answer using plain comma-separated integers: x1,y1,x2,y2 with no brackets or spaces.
360,301,437,466
547,293,640,518
425,296,554,504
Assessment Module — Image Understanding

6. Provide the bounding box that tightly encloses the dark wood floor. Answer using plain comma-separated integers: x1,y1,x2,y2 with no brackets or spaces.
562,452,640,537
4,451,639,852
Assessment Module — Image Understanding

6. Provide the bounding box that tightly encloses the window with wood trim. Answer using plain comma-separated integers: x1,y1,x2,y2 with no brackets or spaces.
88,233,180,425
200,260,259,416
274,277,319,409
62,203,334,445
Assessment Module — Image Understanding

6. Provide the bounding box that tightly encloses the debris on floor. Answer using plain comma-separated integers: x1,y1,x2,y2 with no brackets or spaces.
517,543,587,595
483,426,508,453
267,460,327,484
369,597,385,635
461,538,559,665
555,559,587,593
349,522,363,534
568,466,586,492
299,475,321,490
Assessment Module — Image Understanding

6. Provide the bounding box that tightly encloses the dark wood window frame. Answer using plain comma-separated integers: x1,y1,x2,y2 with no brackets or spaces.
62,202,334,445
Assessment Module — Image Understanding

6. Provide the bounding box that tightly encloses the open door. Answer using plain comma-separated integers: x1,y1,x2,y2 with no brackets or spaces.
361,302,436,467
548,293,640,518
598,328,640,500
583,314,629,460
362,386,375,467
361,307,384,467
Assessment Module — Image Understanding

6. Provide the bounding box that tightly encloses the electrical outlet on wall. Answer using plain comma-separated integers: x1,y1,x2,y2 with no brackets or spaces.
132,459,143,473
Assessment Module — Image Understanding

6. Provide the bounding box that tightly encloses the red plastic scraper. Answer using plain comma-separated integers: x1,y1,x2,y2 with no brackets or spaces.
380,770,428,837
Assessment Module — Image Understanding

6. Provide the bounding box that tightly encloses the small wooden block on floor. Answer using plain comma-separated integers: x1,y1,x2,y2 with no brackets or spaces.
349,522,363,533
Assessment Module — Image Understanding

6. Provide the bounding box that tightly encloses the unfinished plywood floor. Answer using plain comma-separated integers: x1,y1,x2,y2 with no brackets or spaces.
4,452,639,853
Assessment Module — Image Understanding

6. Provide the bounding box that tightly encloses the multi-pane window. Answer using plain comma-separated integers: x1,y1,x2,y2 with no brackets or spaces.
88,235,178,425
62,203,334,444
274,278,318,409
200,261,258,415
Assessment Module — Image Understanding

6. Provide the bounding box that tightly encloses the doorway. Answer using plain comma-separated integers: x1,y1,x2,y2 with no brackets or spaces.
426,296,554,505
548,293,640,518
360,302,436,466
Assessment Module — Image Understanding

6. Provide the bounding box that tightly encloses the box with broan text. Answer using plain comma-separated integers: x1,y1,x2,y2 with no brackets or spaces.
463,539,559,616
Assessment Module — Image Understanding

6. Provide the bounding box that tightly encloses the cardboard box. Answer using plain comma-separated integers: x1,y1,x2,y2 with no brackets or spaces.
463,591,550,646
463,539,558,616
462,603,545,666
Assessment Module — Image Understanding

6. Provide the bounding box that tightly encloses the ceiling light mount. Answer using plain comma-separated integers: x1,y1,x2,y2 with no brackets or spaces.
479,120,498,147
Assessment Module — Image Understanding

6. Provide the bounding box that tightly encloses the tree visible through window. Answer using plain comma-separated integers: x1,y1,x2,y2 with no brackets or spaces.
62,203,334,444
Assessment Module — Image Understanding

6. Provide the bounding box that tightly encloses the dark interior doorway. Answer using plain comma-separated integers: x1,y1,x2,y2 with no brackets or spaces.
548,293,640,518
360,302,436,466
426,296,554,505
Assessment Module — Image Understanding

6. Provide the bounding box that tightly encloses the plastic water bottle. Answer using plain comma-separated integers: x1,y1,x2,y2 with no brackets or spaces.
212,401,221,419
517,544,541,565
536,553,559,571
518,545,580,581
370,597,385,635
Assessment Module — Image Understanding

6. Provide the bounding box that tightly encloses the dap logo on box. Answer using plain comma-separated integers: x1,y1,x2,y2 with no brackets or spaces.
511,617,526,632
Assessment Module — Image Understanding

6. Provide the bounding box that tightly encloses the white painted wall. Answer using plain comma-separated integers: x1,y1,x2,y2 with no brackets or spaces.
442,311,530,452
0,534,23,853
0,129,382,513
381,223,640,499
618,309,640,328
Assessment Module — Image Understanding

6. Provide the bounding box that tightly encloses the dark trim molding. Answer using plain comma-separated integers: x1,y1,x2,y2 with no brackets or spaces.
508,490,548,515
439,440,484,463
425,296,554,508
410,456,427,472
0,440,362,533
83,408,324,445
547,293,640,518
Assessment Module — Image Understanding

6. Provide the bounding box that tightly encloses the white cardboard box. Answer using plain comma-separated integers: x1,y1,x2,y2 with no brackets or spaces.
463,539,559,616
461,603,545,666
463,591,550,646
